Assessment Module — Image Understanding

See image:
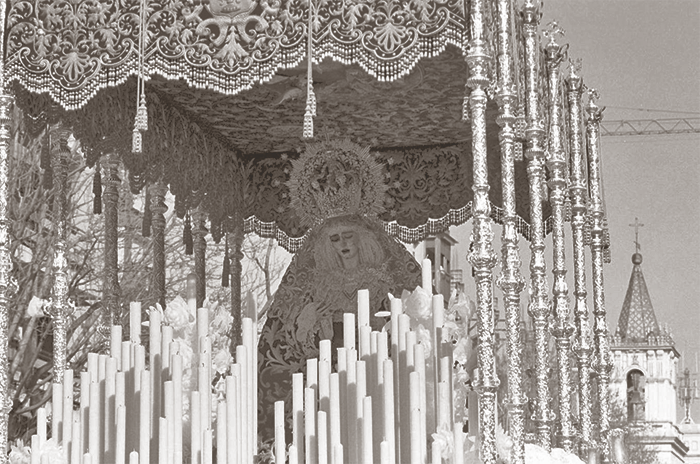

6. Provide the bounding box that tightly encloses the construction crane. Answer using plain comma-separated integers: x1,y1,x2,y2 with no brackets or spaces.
600,118,700,136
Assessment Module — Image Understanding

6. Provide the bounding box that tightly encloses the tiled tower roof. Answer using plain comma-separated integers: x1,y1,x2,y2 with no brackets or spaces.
615,252,667,344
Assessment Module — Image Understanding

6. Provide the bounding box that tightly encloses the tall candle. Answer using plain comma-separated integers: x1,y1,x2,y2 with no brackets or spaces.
71,414,82,464
30,435,39,464
329,373,341,456
116,405,126,464
380,441,390,464
52,381,63,443
129,451,138,464
104,359,117,462
111,325,122,370
359,326,371,363
414,343,427,464
307,358,318,390
159,418,168,464
453,423,464,464
164,381,175,464
217,402,227,464
319,359,331,438
161,325,173,380
172,353,183,464
305,387,317,464
292,372,304,464
191,391,201,464
225,376,236,464
357,289,370,329
139,370,150,464
362,397,373,464
89,380,101,464
129,302,141,344
382,360,396,464
203,429,213,464
232,366,243,464
421,258,432,292
332,444,343,464
150,308,162,453
37,407,46,447
346,349,357,464
317,410,328,464
343,313,355,350
187,273,197,313
274,401,285,464
62,369,73,460
409,371,421,464
319,339,331,363
336,348,347,457
236,345,249,464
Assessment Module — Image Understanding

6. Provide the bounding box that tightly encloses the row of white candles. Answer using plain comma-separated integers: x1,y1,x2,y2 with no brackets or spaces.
31,258,469,463
270,259,468,464
30,292,259,464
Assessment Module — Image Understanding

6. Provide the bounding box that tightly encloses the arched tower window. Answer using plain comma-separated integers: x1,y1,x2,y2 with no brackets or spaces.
626,369,646,422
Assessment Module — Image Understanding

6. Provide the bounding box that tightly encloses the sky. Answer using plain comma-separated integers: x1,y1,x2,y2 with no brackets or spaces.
449,0,700,421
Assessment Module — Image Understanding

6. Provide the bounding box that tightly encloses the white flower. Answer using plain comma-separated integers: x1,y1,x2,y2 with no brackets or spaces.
212,348,233,375
401,287,432,324
164,295,194,333
26,296,45,318
431,426,454,460
9,439,31,464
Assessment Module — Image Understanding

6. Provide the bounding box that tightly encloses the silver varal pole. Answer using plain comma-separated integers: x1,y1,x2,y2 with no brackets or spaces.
495,0,526,462
544,23,576,452
0,92,15,460
586,90,613,460
565,62,594,455
466,0,499,462
521,0,553,450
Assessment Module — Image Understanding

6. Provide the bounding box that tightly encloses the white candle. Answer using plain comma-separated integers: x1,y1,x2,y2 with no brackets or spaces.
453,423,464,464
203,429,213,464
432,439,442,464
346,349,358,464
218,401,227,464
274,401,285,464
226,375,238,464
332,444,343,464
115,405,126,464
359,326,371,363
414,343,427,464
72,413,82,464
357,289,370,329
236,345,249,464
161,325,172,380
111,325,122,370
343,313,355,350
30,435,39,464
199,336,211,433
362,397,373,464
292,372,304,464
150,308,162,452
164,381,174,464
318,410,328,464
305,387,317,464
307,358,318,390
139,370,150,464
88,381,100,464
129,451,138,464
421,258,432,292
438,381,450,431
191,390,201,464
172,354,183,464
336,348,347,455
243,317,256,457
319,359,331,439
409,374,421,464
329,373,341,456
289,444,298,464
380,441,390,464
104,359,117,462
83,453,92,464
52,381,63,443
232,365,243,464
129,302,141,344
37,407,46,447
319,339,331,363
159,417,168,464
62,369,73,459
382,360,396,464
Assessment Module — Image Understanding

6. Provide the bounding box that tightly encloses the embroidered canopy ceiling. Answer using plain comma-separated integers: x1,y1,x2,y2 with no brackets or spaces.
6,0,552,250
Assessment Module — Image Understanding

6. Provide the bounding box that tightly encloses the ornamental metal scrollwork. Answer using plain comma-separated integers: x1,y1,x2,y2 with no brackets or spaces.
7,0,469,108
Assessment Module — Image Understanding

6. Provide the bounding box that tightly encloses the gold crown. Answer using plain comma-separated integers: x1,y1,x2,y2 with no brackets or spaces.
288,139,388,227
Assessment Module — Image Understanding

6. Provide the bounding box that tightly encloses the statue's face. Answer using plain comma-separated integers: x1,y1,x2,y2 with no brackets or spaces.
327,225,359,267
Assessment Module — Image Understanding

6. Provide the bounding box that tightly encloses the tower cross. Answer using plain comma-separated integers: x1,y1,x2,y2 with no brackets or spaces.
629,217,644,253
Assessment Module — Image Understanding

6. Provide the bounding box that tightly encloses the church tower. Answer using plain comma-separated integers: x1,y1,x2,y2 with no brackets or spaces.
610,219,688,462
610,248,679,423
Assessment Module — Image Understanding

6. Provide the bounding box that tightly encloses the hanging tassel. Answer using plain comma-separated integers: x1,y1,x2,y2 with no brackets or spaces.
142,187,151,237
184,212,193,255
221,235,230,287
132,0,148,154
93,162,102,214
303,0,315,139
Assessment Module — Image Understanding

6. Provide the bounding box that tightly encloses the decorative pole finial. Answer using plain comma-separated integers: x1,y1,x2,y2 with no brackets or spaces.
629,217,644,254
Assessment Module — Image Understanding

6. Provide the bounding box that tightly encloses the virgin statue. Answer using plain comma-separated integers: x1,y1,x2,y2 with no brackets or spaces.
257,140,422,444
